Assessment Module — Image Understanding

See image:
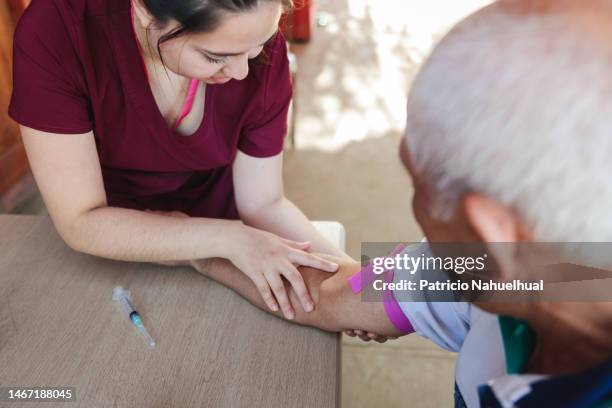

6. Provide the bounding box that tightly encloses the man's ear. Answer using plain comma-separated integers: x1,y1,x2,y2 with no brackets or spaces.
461,193,522,243
131,0,155,29
461,193,533,280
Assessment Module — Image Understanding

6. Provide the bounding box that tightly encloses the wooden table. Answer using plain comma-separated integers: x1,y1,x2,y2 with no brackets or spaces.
0,215,340,407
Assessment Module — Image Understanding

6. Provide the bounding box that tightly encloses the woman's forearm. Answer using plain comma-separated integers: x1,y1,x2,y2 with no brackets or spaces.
62,206,238,262
241,197,353,261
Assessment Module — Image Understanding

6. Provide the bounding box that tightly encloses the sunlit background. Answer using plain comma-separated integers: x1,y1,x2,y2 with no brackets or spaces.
292,0,491,150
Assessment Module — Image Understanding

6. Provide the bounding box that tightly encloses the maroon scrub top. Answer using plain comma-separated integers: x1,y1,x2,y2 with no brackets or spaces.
9,0,292,219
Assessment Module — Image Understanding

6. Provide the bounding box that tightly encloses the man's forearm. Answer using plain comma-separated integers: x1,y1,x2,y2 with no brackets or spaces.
191,258,402,337
64,207,238,263
190,257,328,326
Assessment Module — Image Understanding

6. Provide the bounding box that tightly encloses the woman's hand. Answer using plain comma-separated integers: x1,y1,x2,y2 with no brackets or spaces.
227,224,339,320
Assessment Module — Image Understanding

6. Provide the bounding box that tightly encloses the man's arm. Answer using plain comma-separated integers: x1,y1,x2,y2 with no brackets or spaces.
191,258,403,337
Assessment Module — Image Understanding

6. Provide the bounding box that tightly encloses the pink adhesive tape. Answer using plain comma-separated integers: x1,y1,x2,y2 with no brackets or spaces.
348,244,406,294
347,243,414,335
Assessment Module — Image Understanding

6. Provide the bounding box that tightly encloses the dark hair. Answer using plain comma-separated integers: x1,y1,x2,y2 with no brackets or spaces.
142,0,293,58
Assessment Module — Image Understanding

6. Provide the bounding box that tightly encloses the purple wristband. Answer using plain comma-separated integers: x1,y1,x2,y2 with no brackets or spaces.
383,269,415,334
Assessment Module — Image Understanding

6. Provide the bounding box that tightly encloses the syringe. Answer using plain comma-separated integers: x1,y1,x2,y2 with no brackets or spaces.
112,286,156,348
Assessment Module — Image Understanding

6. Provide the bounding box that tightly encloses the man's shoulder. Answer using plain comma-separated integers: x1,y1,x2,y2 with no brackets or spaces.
455,309,506,407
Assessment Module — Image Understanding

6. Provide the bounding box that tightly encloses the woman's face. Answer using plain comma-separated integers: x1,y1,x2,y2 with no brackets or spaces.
142,2,283,84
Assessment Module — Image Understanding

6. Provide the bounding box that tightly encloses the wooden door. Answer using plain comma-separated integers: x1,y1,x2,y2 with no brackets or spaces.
0,0,32,210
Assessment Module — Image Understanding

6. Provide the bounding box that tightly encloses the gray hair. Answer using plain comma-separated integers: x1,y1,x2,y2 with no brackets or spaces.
406,0,612,242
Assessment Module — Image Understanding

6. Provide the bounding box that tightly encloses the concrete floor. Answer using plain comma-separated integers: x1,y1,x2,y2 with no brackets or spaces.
7,1,494,406
285,1,491,406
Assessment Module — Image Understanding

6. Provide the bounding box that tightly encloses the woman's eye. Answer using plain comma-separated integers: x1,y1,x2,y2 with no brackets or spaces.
203,54,226,64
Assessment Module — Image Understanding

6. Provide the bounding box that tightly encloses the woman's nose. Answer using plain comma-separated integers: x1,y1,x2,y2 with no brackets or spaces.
224,56,250,81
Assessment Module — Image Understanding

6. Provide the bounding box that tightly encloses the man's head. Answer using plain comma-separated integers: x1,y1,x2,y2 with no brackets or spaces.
401,0,612,316
402,0,612,245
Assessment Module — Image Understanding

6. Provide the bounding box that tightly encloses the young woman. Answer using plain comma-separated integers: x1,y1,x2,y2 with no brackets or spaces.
9,0,348,321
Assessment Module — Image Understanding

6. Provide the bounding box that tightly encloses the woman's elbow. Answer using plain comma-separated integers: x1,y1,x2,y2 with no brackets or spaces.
52,212,98,255
57,223,90,254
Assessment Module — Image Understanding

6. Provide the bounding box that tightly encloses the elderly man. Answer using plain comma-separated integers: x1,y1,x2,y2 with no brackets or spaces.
172,0,612,406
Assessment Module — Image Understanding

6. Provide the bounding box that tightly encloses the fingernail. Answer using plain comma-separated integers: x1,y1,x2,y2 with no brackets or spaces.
305,302,313,312
287,311,295,320
271,304,279,312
